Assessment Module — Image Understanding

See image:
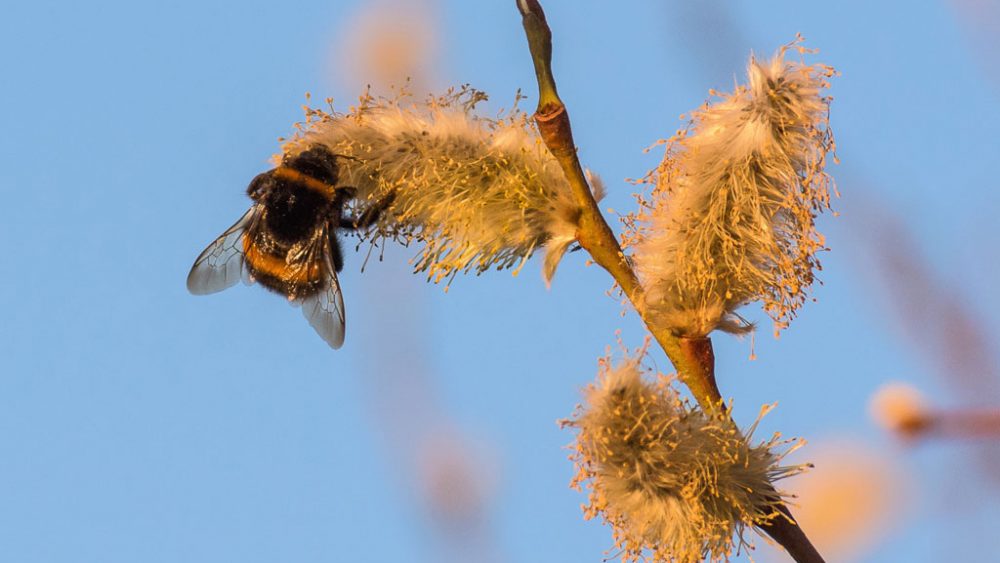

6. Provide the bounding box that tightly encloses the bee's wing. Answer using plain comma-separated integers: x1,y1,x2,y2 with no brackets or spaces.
296,235,346,349
186,206,259,295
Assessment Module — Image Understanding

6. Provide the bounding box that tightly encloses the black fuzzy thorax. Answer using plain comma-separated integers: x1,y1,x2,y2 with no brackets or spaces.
287,145,340,186
262,181,331,244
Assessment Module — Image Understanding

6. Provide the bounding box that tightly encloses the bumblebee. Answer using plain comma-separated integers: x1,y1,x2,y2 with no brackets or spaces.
187,145,389,349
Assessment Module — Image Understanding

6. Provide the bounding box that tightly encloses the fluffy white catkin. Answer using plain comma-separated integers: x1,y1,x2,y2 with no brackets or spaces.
567,351,804,562
280,88,603,286
631,41,836,337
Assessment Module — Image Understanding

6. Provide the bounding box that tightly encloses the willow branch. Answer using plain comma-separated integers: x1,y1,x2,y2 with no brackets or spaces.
516,0,722,412
515,1,824,561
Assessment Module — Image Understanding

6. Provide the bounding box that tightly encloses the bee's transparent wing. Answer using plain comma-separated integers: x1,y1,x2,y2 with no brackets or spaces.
186,206,259,295
296,237,346,349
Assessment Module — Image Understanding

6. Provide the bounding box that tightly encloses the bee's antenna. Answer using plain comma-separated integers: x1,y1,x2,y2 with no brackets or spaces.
332,153,366,164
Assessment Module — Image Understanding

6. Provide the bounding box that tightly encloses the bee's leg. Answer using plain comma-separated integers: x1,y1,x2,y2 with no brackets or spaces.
330,185,355,210
334,186,358,200
327,224,346,273
340,191,397,231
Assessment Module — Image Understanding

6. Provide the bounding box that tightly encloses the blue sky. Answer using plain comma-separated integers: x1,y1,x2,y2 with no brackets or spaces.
3,1,999,562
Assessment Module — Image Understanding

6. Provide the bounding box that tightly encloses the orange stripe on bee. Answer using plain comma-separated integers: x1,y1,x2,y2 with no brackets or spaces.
273,166,336,199
243,239,323,286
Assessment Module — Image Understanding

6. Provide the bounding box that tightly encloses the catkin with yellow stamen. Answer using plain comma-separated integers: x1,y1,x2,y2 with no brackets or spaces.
630,40,837,337
280,87,603,286
566,350,805,562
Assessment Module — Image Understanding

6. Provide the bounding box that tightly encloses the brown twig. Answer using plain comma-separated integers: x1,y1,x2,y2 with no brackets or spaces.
516,0,722,414
515,1,824,561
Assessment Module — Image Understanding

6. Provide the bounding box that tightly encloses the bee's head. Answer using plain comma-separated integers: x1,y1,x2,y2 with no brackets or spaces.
284,146,339,187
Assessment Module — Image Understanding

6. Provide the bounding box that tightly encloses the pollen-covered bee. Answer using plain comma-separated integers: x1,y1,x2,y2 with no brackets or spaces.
187,145,391,349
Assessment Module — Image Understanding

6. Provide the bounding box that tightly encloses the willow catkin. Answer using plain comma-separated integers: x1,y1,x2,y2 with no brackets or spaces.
567,351,805,562
280,88,603,286
630,41,837,337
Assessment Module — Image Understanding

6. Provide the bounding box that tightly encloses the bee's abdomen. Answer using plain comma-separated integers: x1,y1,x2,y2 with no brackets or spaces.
243,235,324,298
